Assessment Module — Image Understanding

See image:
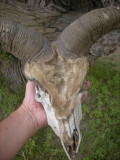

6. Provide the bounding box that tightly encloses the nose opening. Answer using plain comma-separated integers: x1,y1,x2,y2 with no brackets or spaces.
61,128,80,159
73,129,79,150
35,85,82,160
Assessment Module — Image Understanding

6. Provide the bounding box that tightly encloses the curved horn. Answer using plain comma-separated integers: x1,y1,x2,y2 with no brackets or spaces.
57,6,120,58
0,20,54,63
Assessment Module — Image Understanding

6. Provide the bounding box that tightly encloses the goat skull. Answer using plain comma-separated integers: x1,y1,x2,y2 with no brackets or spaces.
24,48,88,159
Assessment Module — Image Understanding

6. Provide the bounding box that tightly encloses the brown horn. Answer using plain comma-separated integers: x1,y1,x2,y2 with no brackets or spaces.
0,20,54,63
56,6,120,58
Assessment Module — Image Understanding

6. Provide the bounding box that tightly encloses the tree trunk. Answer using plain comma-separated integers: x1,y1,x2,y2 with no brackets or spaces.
0,52,26,90
101,0,120,7
25,0,103,12
25,0,71,12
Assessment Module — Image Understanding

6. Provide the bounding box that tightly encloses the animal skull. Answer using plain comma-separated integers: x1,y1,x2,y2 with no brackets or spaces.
35,85,83,159
24,50,88,159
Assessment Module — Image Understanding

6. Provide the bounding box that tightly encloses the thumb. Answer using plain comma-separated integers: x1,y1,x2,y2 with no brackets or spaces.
25,81,35,100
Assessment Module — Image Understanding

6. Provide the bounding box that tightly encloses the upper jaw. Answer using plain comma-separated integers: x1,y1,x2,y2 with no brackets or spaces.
35,85,83,160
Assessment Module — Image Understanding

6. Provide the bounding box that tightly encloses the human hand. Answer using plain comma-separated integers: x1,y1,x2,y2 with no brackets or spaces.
81,81,90,102
22,81,47,130
22,80,90,130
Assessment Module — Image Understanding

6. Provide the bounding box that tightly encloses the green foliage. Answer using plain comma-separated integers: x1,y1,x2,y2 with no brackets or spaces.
0,77,23,119
0,60,120,160
80,60,120,160
16,127,66,160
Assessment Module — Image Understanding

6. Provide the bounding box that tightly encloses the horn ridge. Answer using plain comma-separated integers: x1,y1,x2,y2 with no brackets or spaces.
56,38,80,59
28,37,55,63
0,20,53,63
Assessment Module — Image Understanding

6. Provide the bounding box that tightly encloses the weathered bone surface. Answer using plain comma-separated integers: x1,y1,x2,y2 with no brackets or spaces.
35,85,83,159
0,6,120,160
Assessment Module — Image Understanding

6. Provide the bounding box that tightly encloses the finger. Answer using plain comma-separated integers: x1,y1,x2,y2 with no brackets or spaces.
81,91,88,102
81,81,90,102
25,81,35,99
85,81,90,89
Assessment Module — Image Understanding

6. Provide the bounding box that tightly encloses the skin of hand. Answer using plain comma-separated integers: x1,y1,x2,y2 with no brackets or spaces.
22,81,47,129
81,80,90,102
0,80,90,160
0,81,47,160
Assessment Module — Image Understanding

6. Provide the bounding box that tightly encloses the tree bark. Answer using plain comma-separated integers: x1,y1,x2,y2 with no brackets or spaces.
101,0,120,7
0,53,25,90
24,0,71,12
25,0,103,12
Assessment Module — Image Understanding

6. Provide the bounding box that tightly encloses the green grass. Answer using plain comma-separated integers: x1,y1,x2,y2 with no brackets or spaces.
0,77,23,119
80,61,120,160
0,60,120,160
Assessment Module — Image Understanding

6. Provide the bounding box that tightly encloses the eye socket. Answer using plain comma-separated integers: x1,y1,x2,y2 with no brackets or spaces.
36,85,39,91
